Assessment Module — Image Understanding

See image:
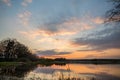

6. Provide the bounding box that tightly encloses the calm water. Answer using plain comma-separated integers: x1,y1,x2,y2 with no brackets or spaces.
0,64,120,80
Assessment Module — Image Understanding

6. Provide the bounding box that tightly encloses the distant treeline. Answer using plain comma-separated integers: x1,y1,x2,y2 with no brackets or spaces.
38,58,120,64
55,58,120,64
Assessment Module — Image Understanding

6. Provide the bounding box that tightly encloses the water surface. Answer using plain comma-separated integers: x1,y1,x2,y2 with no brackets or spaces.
0,63,120,80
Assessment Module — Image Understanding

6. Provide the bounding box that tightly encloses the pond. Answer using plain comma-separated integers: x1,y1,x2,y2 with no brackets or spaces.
0,63,120,80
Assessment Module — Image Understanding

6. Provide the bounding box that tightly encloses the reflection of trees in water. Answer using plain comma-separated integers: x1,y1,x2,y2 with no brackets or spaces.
0,75,23,80
0,64,37,77
0,62,66,77
0,66,16,75
59,77,97,80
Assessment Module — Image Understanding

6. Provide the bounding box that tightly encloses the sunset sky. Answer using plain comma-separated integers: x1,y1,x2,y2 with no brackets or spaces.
0,0,120,59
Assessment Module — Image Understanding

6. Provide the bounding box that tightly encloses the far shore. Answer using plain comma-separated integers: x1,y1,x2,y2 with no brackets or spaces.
0,59,120,67
60,59,120,64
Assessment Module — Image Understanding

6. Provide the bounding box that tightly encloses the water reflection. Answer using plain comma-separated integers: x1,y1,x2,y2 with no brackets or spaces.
51,64,120,77
0,63,120,80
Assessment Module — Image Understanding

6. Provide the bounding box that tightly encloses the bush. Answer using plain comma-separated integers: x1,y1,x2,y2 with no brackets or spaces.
16,58,31,62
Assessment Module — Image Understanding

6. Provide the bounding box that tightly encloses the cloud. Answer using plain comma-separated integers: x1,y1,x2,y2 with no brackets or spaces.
21,0,32,6
2,0,11,6
72,25,120,51
18,16,105,51
18,30,40,39
35,50,71,56
18,16,104,37
84,49,120,59
38,17,102,36
92,17,104,24
18,10,32,27
18,30,72,51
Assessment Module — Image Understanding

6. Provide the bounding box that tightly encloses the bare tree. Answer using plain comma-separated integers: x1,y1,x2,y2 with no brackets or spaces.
105,0,120,23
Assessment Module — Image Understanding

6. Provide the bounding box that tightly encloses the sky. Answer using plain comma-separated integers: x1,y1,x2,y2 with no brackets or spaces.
0,0,120,59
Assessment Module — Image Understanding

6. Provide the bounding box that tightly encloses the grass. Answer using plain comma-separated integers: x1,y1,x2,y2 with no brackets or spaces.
0,61,52,68
0,62,21,67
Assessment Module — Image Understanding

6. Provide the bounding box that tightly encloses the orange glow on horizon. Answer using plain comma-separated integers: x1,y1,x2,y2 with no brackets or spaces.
41,48,120,59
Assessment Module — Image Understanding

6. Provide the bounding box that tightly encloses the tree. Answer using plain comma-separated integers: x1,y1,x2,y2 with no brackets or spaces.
0,38,38,61
105,0,120,23
0,38,16,58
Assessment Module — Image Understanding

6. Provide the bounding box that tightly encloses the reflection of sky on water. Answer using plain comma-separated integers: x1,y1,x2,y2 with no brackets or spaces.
24,64,120,80
33,67,70,74
51,64,120,77
25,70,96,80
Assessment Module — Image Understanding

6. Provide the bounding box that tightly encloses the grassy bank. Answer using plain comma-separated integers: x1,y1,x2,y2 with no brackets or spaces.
0,62,37,67
0,62,21,67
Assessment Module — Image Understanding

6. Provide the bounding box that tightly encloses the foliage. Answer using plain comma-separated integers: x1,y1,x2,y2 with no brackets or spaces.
0,62,20,67
54,58,66,61
0,38,38,61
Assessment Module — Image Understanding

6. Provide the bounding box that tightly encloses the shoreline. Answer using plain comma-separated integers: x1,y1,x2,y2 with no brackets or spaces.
0,59,120,67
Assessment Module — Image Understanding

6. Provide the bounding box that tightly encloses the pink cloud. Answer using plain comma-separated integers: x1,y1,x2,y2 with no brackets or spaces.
22,0,32,6
2,0,11,6
92,17,104,24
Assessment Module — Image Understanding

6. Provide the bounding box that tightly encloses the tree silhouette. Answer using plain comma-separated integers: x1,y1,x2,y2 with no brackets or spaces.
0,38,38,61
0,39,16,58
4,39,15,58
105,0,120,22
